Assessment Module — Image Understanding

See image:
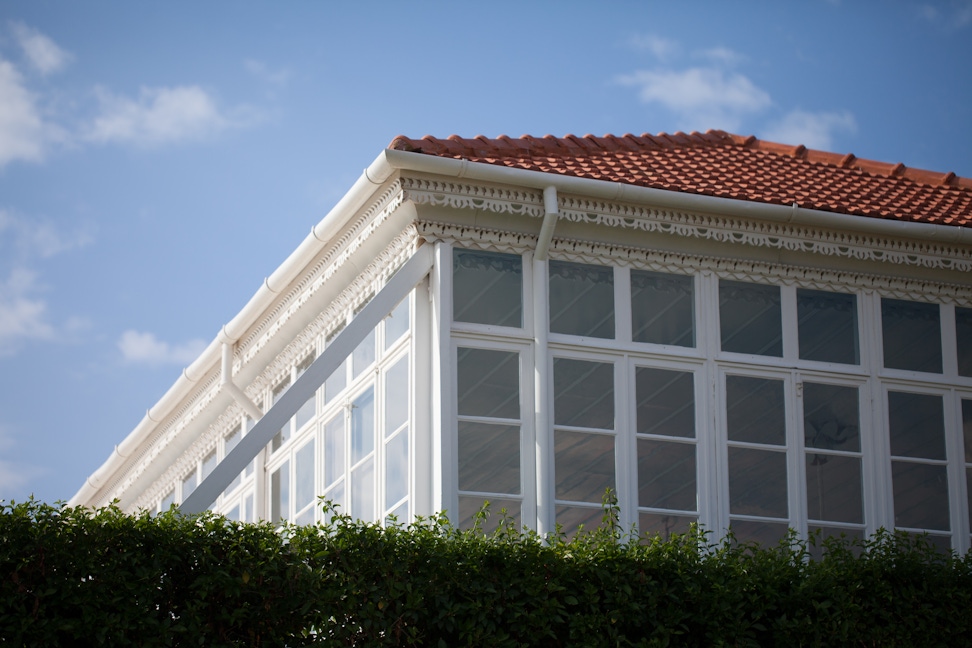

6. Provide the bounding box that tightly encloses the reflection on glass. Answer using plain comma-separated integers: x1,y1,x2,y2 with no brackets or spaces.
726,376,785,445
719,280,782,356
797,289,859,364
324,359,346,405
351,458,374,522
882,298,942,373
458,422,520,494
385,298,410,350
457,348,520,419
958,307,972,377
554,358,613,429
806,454,862,523
324,415,344,488
351,387,375,464
555,505,604,541
458,496,521,533
631,270,694,347
352,328,376,378
453,249,522,327
385,431,408,508
964,399,972,464
728,447,787,518
892,461,949,531
637,439,696,510
888,391,945,460
639,513,696,542
385,356,409,437
636,367,694,438
270,461,289,523
803,383,860,452
549,260,614,338
295,440,315,514
554,431,615,503
730,519,789,547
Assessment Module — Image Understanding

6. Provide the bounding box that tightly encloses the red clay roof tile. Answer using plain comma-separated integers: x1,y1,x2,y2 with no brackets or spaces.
389,130,972,228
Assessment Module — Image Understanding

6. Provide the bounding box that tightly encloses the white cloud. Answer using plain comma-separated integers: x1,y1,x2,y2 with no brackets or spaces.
0,58,47,167
626,34,680,61
919,1,972,27
763,110,857,150
10,22,72,75
118,330,207,366
616,67,771,132
0,267,54,352
85,85,256,147
696,47,746,67
245,59,292,87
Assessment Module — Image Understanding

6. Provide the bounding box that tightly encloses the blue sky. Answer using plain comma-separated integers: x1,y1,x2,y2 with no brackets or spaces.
1,1,971,505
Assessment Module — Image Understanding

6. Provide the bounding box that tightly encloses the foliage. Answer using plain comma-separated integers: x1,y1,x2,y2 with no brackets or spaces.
2,498,971,646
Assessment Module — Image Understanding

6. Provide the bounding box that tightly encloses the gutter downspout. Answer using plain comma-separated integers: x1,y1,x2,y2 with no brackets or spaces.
534,186,558,536
220,342,263,421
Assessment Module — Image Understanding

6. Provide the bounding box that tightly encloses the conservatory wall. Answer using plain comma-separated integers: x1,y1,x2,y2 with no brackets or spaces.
441,238,972,553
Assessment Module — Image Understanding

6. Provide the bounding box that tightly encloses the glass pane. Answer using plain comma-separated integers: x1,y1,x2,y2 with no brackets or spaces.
730,519,789,547
797,289,859,364
457,348,520,419
806,526,865,560
244,493,254,523
806,454,863,523
458,496,521,533
631,270,694,347
182,471,197,499
728,447,787,518
225,505,240,522
554,431,615,503
554,358,614,429
324,414,344,489
224,425,244,492
324,359,346,405
882,298,942,373
384,356,409,437
324,479,344,520
295,440,315,511
270,461,289,523
352,328,376,378
385,430,409,508
295,397,315,431
294,507,315,526
726,376,785,445
351,458,375,522
160,490,175,512
888,391,945,460
719,280,782,356
637,439,696,511
549,260,614,338
967,467,972,533
803,383,860,452
458,422,520,494
892,461,949,531
386,501,409,526
201,450,217,480
636,367,695,438
385,297,410,350
271,377,292,451
957,307,972,377
453,249,522,327
555,505,605,541
639,513,696,541
965,399,972,463
351,387,375,464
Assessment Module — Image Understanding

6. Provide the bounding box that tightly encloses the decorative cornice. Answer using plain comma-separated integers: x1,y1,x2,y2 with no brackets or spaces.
402,177,972,273
416,221,972,306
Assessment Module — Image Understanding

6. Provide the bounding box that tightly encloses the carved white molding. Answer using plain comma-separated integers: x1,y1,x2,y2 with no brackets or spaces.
402,177,972,273
417,221,972,306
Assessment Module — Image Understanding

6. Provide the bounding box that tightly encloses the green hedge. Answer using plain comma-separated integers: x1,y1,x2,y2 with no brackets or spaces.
2,499,971,646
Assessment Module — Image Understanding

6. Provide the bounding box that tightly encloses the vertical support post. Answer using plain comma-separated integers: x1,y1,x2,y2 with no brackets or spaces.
430,241,455,519
533,254,552,537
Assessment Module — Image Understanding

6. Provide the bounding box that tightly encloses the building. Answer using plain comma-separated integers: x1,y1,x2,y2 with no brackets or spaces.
71,130,972,552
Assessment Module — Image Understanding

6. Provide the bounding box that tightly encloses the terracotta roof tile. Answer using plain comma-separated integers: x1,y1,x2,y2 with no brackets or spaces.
389,130,972,228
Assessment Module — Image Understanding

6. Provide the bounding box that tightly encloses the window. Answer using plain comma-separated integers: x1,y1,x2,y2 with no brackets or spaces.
636,367,697,538
549,261,614,338
456,347,523,530
882,298,942,373
797,289,859,364
384,356,409,521
888,391,949,535
453,249,522,327
631,270,694,347
963,399,972,544
957,307,972,377
554,357,615,538
719,280,782,357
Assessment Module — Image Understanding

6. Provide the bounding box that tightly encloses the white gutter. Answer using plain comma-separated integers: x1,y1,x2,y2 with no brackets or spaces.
70,146,972,507
535,186,559,261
